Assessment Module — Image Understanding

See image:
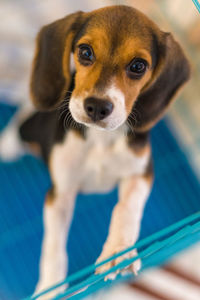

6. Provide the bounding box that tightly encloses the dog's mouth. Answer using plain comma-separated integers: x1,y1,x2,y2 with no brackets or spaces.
70,109,127,131
71,113,123,131
69,96,127,131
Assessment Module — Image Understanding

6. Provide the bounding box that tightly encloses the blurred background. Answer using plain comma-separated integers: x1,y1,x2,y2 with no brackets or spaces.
0,0,200,299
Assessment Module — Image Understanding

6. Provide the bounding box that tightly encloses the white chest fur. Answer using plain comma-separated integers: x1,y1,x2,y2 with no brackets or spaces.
50,127,150,194
80,127,150,193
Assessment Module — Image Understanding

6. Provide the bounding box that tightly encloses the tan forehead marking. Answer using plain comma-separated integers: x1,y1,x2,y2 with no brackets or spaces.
76,28,110,55
114,38,152,66
76,27,152,67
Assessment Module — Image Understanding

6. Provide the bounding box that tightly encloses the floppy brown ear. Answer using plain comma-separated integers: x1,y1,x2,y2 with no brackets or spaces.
134,32,190,132
30,11,85,110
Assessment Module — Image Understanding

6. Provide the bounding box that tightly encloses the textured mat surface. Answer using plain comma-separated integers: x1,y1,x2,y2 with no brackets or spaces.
0,103,200,300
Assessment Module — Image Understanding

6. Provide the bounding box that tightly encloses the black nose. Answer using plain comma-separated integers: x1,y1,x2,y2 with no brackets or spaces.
84,97,113,122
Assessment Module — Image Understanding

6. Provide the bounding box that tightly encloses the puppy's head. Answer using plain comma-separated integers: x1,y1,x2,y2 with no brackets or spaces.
31,6,190,131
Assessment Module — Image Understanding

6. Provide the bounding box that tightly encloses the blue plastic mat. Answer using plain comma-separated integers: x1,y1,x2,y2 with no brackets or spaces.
0,102,200,300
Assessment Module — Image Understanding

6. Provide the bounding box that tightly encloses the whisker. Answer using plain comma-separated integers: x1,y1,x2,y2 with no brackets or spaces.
128,109,138,127
132,107,141,122
63,111,72,130
67,115,74,129
57,98,70,111
58,107,68,120
62,88,73,94
72,119,78,130
63,113,68,130
126,119,135,136
128,115,136,127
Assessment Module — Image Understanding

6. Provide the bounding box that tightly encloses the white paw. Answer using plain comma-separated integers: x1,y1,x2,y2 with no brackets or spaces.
95,244,141,281
34,261,68,299
0,124,24,161
34,251,68,299
34,282,67,300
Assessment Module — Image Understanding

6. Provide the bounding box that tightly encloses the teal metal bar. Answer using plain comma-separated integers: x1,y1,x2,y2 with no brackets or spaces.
192,0,200,13
69,230,200,300
25,211,200,300
54,221,200,299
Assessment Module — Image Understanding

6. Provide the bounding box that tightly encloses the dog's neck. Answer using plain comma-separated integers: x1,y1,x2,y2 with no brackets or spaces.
85,124,128,146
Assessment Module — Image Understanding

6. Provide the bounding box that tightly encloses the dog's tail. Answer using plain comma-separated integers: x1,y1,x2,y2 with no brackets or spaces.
0,103,35,161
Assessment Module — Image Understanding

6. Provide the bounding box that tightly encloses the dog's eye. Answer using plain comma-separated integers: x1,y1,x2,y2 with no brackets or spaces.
78,44,94,65
126,58,147,79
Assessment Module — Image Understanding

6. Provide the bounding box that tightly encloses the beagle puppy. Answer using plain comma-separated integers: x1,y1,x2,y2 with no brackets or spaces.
19,5,190,298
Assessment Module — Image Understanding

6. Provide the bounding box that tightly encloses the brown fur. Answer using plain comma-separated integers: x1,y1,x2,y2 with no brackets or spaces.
27,142,41,156
30,11,84,110
134,33,191,131
132,143,151,158
46,188,55,205
30,5,190,133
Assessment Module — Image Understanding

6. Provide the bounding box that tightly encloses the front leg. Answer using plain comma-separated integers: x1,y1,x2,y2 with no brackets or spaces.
96,172,153,279
34,131,85,299
34,188,77,299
